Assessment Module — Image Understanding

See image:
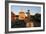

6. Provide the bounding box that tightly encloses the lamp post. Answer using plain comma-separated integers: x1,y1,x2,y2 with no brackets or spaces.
26,10,30,21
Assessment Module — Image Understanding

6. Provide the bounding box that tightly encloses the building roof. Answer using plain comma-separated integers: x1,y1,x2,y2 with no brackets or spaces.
11,12,16,17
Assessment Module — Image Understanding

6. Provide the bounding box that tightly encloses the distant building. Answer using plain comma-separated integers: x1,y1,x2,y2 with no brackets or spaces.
19,9,26,20
11,12,16,22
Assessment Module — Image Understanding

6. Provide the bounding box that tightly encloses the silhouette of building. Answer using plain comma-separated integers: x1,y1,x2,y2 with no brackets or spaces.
11,12,16,22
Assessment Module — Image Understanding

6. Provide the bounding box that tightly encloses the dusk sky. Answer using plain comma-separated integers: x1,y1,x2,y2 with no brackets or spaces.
11,5,41,15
